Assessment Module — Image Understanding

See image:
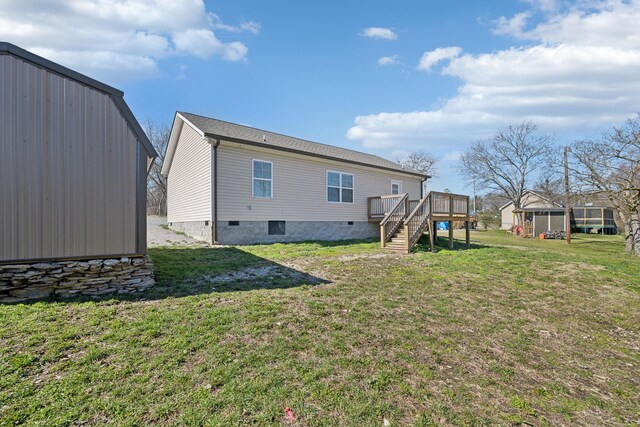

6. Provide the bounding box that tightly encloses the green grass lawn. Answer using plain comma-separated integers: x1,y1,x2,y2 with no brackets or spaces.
1,231,639,426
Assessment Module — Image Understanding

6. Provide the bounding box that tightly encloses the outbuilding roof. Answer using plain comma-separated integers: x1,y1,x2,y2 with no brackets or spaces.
0,42,157,159
167,111,427,178
498,190,563,211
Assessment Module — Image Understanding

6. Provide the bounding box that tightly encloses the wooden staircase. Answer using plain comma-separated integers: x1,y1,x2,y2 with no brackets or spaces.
385,225,409,252
372,191,472,254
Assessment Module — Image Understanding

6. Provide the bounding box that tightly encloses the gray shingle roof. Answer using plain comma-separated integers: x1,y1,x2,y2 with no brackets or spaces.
179,112,426,178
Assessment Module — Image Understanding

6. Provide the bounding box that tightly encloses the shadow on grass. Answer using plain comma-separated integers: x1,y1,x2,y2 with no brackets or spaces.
140,238,381,299
4,246,332,305
147,246,331,299
412,234,489,253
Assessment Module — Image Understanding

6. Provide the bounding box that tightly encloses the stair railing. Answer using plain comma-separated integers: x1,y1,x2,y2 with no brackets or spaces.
379,193,409,247
404,194,432,252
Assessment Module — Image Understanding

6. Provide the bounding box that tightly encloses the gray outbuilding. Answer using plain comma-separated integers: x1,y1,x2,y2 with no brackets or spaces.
0,43,158,301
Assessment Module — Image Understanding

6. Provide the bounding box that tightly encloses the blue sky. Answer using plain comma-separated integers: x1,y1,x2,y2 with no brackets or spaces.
2,0,640,193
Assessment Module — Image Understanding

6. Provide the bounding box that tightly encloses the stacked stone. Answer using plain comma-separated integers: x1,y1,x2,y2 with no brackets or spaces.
0,256,154,303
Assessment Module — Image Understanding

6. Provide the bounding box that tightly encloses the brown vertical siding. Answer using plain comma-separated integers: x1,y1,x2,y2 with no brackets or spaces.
0,54,140,262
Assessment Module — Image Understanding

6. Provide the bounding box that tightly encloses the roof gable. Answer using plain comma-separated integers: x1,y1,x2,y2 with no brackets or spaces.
498,190,563,211
0,42,157,159
162,112,427,178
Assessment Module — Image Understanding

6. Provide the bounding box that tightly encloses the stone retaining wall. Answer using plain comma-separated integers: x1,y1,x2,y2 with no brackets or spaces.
0,256,154,303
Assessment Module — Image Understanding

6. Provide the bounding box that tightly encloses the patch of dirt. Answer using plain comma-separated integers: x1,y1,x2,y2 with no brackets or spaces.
332,252,401,262
475,242,530,251
203,264,329,286
558,262,606,272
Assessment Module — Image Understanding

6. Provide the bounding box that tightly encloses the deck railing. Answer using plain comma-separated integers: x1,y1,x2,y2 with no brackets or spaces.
368,194,406,219
430,192,469,216
404,195,431,251
369,191,471,251
379,193,408,246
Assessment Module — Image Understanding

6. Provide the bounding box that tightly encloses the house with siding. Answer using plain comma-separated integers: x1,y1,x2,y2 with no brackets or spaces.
161,112,438,247
0,43,157,302
499,190,561,230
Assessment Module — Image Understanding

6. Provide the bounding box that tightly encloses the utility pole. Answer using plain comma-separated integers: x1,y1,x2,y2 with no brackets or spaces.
564,146,571,244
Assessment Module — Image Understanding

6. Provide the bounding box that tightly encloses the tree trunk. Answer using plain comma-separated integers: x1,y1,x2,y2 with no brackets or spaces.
627,212,640,256
622,209,640,256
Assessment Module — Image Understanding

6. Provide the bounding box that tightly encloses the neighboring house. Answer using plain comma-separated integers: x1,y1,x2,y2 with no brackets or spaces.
161,112,429,245
0,43,158,302
570,205,617,234
499,190,561,230
499,190,617,236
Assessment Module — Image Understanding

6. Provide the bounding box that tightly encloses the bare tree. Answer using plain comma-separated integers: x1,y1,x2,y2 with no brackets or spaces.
397,150,437,177
533,176,564,206
459,122,553,222
570,115,640,255
145,119,171,216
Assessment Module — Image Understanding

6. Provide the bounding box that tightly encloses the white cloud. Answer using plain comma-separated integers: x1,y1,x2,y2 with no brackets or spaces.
493,12,531,38
378,55,400,66
0,0,258,82
417,47,462,71
210,14,261,35
173,29,248,61
348,1,640,152
359,27,398,40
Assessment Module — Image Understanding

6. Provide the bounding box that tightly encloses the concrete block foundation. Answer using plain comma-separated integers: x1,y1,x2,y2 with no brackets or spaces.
216,220,379,245
168,221,214,244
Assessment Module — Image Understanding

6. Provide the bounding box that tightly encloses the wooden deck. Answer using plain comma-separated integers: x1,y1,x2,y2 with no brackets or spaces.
368,191,472,253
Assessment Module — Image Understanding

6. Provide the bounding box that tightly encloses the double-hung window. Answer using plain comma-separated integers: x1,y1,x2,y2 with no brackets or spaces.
391,180,402,195
252,160,272,198
327,171,354,203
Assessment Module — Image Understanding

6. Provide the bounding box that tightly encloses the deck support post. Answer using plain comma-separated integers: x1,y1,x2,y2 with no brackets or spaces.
433,222,437,243
428,221,435,252
448,221,454,250
380,225,385,248
465,221,470,248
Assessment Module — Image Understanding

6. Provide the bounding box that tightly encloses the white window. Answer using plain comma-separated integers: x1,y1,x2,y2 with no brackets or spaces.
252,160,272,198
327,171,354,203
391,180,402,195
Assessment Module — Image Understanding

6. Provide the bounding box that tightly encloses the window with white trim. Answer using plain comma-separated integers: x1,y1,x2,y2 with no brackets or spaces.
327,171,354,203
391,180,402,195
252,160,272,198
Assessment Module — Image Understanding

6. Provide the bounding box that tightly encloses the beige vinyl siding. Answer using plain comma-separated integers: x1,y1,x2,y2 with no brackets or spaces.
500,192,556,229
217,142,422,221
166,123,211,223
501,207,516,230
1,54,139,262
